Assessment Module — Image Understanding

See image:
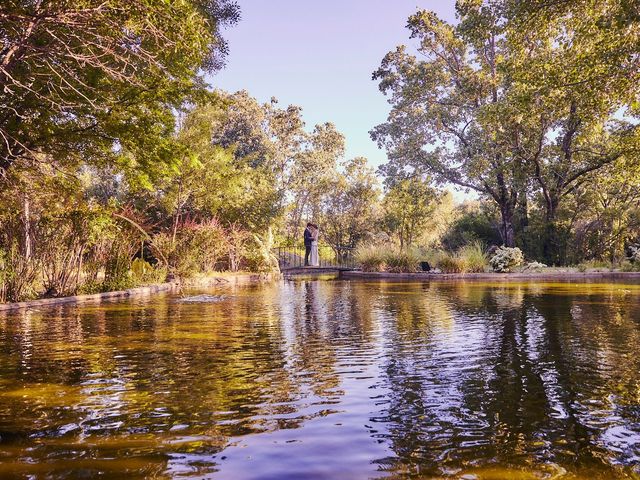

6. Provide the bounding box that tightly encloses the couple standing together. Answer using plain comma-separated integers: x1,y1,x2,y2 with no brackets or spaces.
303,223,319,266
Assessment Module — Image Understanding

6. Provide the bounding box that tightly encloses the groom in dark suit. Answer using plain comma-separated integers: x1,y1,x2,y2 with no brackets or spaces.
304,223,313,266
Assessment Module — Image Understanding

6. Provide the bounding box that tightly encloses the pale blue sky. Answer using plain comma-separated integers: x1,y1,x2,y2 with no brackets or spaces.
207,0,458,170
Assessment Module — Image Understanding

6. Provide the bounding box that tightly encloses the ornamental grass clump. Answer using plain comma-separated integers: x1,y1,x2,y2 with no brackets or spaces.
384,248,419,273
489,246,524,273
354,244,387,272
456,241,488,273
435,251,467,273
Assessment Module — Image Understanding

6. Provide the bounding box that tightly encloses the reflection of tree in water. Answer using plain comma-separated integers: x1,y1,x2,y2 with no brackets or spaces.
2,281,640,477
373,282,640,478
0,284,316,476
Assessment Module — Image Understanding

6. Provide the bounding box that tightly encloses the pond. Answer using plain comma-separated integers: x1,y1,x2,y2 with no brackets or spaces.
1,279,640,479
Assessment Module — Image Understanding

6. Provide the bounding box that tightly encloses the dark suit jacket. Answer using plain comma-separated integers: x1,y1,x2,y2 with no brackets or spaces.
304,227,313,246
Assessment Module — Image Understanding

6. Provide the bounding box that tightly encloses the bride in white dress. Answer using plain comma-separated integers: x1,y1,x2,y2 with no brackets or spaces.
310,224,319,266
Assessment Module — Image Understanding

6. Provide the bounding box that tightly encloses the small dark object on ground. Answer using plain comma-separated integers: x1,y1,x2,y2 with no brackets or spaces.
420,261,431,272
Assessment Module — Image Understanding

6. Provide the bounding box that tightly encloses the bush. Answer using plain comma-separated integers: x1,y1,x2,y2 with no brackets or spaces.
151,218,228,277
489,246,524,273
244,228,279,273
440,207,502,251
354,244,387,272
522,261,547,272
0,244,39,302
621,261,640,272
457,241,488,273
435,252,467,273
576,260,612,272
384,248,419,273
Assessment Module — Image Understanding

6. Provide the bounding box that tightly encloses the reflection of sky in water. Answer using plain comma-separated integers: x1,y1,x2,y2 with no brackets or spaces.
1,280,640,478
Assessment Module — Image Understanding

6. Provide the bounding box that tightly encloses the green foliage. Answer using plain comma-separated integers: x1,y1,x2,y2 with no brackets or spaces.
440,203,501,251
576,260,613,273
354,244,388,272
457,242,488,273
244,228,280,273
382,177,440,249
131,258,167,285
434,252,467,274
432,242,488,274
384,248,419,273
151,219,228,278
0,244,39,302
372,2,640,258
322,157,380,249
1,0,239,183
354,244,418,273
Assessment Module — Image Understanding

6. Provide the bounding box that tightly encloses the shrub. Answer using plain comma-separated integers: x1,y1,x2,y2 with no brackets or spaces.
620,261,640,272
384,248,419,273
244,228,279,273
354,244,387,272
151,218,228,277
522,261,547,272
131,258,167,284
489,246,524,273
456,241,488,273
436,252,467,273
0,244,39,302
576,260,612,272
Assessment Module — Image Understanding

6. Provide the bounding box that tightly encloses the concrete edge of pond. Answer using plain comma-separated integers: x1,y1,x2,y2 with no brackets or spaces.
0,273,283,312
340,270,640,281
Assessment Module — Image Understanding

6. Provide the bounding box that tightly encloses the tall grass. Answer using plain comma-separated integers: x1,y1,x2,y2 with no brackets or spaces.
355,242,487,274
354,244,387,272
457,241,488,273
434,241,488,274
434,251,467,273
354,244,419,273
385,248,419,273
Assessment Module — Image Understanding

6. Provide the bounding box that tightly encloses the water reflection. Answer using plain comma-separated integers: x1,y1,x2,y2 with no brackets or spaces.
0,280,639,478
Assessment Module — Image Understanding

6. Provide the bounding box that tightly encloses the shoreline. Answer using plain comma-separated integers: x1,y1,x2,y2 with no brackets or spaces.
339,270,640,281
0,272,281,312
3,270,639,311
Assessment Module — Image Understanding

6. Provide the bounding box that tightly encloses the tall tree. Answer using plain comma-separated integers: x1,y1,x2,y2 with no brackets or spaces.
0,0,239,183
207,90,306,210
371,6,536,246
381,176,440,249
321,157,380,250
287,122,345,241
503,0,640,262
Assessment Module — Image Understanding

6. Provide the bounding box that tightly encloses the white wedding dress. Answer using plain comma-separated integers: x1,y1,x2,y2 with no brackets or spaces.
310,229,319,266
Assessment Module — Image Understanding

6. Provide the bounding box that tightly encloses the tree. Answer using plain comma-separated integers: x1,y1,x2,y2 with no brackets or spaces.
382,177,440,249
321,157,380,250
287,122,345,241
502,0,640,263
371,7,536,246
0,0,240,184
373,2,640,260
141,99,281,234
207,90,306,210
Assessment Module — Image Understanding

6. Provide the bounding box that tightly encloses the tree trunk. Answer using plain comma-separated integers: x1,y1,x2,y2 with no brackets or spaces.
499,203,516,247
542,199,563,265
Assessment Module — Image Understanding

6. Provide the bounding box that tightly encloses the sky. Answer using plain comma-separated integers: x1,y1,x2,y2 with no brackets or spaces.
207,0,458,171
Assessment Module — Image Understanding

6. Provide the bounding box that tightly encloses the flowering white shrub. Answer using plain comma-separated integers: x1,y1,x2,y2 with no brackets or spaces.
630,244,640,263
489,246,524,273
522,261,547,272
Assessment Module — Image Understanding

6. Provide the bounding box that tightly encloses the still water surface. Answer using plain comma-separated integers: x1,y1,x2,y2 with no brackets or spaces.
1,279,640,479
